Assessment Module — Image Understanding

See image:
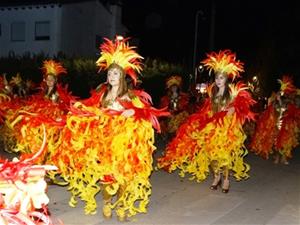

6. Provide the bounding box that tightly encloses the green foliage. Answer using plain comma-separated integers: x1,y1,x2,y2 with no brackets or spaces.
0,53,188,100
0,52,102,97
140,58,190,106
142,57,186,78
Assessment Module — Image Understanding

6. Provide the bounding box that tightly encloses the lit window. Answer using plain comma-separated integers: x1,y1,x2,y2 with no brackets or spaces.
35,21,50,40
11,22,25,41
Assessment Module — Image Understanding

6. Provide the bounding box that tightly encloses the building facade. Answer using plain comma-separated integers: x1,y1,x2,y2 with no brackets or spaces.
0,0,126,57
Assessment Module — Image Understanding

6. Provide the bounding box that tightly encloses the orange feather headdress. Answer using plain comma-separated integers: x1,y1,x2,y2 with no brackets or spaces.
41,60,67,78
201,49,244,80
278,75,296,95
95,36,143,85
166,75,182,89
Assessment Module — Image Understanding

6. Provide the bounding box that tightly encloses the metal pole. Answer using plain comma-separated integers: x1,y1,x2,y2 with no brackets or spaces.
209,0,216,51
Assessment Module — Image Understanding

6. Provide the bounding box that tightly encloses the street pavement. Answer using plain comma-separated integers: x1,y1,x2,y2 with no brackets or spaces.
1,142,299,225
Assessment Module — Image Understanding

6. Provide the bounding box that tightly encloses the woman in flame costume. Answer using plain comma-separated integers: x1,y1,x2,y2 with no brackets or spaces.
250,75,300,164
0,75,13,124
3,60,71,164
157,50,255,193
42,60,67,103
52,36,168,221
9,73,28,98
0,74,25,153
159,75,190,136
0,74,13,96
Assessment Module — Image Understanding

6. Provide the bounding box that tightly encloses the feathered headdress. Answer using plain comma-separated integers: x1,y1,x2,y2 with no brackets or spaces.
41,60,67,78
201,49,244,80
95,36,143,85
166,75,182,89
278,75,296,95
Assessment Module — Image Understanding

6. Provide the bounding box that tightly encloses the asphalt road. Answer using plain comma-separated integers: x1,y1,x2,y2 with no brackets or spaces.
1,141,299,225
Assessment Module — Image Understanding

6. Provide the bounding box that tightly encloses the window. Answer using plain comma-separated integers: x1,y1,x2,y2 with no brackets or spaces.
11,22,25,41
35,21,50,40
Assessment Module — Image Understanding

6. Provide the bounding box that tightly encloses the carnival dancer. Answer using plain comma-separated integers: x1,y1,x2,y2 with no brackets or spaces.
250,75,300,164
4,60,71,164
1,74,13,96
0,75,13,125
157,50,255,193
52,36,168,221
159,75,190,138
9,73,28,98
0,74,24,150
0,74,22,153
41,60,67,103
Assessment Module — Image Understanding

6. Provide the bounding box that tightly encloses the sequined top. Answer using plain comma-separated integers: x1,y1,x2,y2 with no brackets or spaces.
106,99,124,111
45,91,59,103
212,95,230,113
274,103,286,130
169,96,179,111
104,94,131,111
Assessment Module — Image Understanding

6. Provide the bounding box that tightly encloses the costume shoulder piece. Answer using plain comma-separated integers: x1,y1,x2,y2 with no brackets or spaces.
228,82,256,123
118,89,169,132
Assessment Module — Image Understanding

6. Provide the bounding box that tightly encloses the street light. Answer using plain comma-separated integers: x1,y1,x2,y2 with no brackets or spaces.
116,35,124,41
193,1,216,71
209,0,216,51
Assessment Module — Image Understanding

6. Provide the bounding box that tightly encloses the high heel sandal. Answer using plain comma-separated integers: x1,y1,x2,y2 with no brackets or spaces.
116,207,126,222
102,195,112,219
280,156,289,165
222,179,230,193
102,203,112,219
273,154,280,164
210,174,221,190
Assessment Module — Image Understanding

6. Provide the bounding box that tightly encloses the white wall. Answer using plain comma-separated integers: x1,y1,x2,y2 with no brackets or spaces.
0,5,62,57
93,2,127,55
108,4,125,37
60,1,125,57
60,1,97,57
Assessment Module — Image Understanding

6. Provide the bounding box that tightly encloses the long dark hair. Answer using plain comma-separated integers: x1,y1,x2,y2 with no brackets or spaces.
211,74,231,113
101,63,128,107
44,74,57,98
167,84,180,98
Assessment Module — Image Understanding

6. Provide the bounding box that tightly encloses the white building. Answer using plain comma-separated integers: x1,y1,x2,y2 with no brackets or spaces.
0,0,126,57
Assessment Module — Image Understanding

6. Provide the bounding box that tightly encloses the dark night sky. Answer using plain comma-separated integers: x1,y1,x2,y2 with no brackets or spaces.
122,0,300,87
